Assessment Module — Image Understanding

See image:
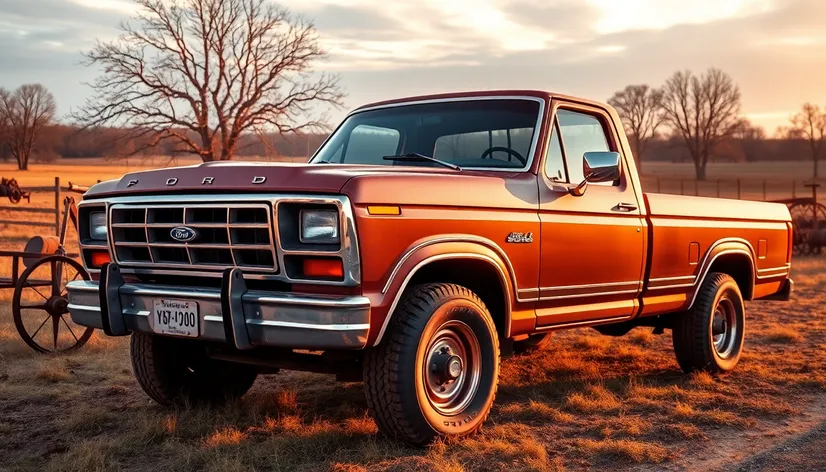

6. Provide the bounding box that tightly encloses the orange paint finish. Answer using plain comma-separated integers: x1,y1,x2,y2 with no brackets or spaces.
83,90,794,348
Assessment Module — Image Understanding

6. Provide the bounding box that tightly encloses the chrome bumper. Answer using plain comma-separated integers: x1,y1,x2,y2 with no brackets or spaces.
66,265,370,349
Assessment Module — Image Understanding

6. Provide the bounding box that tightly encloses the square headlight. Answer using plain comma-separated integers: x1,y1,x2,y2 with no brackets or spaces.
89,211,107,241
300,209,339,244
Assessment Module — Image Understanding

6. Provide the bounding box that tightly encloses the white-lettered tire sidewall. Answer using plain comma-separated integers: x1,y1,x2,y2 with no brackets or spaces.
709,280,745,372
413,298,498,437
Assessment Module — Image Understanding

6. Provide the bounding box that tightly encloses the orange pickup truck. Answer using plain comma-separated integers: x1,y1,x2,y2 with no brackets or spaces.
67,90,793,444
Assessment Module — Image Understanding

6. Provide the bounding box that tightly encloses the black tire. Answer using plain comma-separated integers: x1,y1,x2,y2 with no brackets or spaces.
364,283,499,445
130,333,258,406
513,332,553,354
672,272,745,374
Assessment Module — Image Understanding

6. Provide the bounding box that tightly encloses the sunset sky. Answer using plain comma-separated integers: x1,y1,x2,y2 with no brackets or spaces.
0,0,823,133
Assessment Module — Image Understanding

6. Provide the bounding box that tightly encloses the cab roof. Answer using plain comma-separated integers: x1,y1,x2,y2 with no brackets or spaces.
352,90,610,112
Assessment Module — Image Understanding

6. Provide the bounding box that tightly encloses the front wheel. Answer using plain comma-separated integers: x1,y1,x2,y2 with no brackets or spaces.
130,333,258,406
672,272,745,374
364,283,500,445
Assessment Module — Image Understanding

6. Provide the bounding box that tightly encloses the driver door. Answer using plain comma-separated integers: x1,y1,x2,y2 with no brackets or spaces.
536,103,645,327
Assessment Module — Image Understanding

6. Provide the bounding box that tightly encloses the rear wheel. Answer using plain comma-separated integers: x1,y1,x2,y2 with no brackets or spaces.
364,283,499,445
130,333,258,406
672,272,745,374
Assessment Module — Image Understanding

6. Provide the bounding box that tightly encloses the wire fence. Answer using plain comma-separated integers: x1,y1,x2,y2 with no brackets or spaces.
641,177,826,203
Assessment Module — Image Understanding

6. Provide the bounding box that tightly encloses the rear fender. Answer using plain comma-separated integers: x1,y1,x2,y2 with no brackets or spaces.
687,238,756,309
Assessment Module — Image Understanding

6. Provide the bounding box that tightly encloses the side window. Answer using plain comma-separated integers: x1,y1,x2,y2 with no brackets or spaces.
343,125,400,164
545,125,567,182
557,109,611,184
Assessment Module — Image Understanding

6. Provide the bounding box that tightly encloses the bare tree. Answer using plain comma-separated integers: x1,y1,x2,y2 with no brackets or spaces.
607,84,663,173
734,119,767,163
0,84,57,170
660,68,742,180
788,103,826,178
75,0,343,162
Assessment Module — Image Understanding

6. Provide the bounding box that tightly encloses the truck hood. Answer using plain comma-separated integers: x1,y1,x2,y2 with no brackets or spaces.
83,162,407,198
83,161,539,210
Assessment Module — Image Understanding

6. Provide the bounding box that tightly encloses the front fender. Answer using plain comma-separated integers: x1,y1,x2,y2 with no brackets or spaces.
365,235,519,346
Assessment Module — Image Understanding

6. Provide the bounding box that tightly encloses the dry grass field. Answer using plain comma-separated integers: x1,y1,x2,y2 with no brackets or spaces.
1,162,825,471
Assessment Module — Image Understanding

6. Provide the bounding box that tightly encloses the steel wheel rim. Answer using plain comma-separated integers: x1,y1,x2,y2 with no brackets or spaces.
711,296,738,358
423,320,482,416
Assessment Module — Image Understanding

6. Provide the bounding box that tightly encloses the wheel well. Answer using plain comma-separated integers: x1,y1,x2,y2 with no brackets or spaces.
407,258,509,338
707,252,754,300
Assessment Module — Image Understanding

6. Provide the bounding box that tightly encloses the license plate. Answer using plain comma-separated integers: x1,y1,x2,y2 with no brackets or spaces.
151,299,199,337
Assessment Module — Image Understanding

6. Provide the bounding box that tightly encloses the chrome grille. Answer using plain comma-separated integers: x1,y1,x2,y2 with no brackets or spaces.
109,203,277,272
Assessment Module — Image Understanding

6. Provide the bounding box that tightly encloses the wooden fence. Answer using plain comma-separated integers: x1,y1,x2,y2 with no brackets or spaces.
0,177,64,234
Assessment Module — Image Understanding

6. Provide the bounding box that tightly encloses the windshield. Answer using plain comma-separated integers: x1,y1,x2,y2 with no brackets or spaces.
310,99,542,170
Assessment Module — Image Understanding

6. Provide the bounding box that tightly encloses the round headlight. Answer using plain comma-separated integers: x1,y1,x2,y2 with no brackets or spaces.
89,211,107,240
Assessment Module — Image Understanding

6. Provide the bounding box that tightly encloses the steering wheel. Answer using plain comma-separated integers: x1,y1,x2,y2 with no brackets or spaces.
479,146,527,166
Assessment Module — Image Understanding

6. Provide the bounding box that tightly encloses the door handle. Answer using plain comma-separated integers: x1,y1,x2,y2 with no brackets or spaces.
613,202,637,212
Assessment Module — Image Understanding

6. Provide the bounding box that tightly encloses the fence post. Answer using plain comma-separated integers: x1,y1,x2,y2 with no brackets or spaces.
737,179,741,199
54,177,60,236
762,180,767,201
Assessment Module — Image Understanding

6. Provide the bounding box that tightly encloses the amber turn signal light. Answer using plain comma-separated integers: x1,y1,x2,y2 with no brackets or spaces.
367,205,401,216
89,250,111,268
302,257,344,279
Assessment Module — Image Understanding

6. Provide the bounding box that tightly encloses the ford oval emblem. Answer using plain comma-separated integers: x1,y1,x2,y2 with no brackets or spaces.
170,226,198,243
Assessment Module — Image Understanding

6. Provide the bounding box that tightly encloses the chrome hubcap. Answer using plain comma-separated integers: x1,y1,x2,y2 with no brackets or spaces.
423,320,481,416
712,297,738,358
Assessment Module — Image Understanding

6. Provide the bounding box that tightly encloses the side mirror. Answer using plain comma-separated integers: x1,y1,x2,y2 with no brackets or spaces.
569,151,621,196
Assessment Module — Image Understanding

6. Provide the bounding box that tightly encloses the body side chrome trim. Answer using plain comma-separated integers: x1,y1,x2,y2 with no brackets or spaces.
373,253,513,346
310,96,547,173
539,280,641,291
539,289,639,301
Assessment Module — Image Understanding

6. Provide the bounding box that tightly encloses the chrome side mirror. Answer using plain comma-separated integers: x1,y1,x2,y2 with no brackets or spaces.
570,151,621,196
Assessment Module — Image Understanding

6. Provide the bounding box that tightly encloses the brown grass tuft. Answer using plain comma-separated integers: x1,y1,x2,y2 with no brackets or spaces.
763,327,804,344
567,384,621,412
36,359,72,382
628,329,654,346
574,438,668,464
203,426,248,448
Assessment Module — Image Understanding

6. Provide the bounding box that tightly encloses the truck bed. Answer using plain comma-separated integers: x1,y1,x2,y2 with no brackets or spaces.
640,193,792,317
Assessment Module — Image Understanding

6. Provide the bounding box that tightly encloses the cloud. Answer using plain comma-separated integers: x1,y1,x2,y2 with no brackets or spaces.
0,0,822,131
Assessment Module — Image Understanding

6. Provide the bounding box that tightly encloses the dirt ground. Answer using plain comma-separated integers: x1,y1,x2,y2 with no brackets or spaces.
1,164,826,471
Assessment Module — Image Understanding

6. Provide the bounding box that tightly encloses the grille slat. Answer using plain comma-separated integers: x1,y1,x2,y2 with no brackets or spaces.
110,203,277,272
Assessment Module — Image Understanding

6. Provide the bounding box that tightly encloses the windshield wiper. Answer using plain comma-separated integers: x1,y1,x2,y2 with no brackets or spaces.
383,153,461,171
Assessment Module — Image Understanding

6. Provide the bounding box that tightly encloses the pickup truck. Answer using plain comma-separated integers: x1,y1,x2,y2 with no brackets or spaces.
67,90,793,445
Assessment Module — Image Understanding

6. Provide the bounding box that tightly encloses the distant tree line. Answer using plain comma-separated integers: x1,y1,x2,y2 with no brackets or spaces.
609,68,826,180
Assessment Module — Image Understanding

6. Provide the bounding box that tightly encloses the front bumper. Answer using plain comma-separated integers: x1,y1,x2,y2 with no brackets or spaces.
66,265,370,349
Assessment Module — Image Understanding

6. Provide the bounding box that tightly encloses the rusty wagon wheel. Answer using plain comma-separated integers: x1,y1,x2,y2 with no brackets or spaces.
788,202,826,256
12,255,94,353
9,187,22,204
